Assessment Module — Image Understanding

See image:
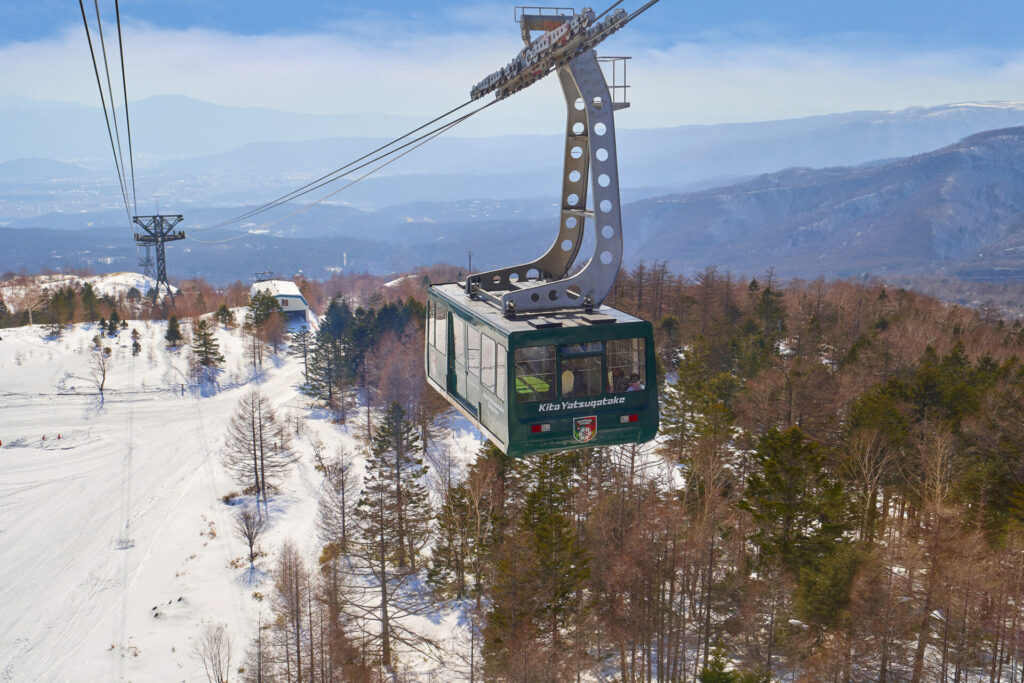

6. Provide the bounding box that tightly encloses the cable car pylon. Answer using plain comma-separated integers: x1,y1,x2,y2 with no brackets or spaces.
133,214,185,303
426,3,662,457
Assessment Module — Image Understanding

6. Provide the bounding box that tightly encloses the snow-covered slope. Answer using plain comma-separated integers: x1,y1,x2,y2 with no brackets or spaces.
0,271,171,309
0,318,480,681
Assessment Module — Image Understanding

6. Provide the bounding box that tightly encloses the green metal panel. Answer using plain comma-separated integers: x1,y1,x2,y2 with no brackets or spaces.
425,285,658,458
504,321,658,457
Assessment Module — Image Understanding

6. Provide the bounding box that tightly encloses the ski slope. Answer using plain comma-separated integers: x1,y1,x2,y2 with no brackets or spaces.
0,317,481,681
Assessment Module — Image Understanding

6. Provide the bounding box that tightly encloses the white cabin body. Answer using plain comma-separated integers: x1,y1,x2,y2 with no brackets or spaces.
250,279,309,315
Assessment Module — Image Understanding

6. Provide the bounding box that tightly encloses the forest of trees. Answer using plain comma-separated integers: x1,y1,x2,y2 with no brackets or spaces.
233,262,1024,682
6,263,1024,680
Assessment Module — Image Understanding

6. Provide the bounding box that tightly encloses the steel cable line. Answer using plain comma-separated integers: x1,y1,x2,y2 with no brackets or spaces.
187,100,497,245
623,0,662,23
78,0,132,226
91,0,132,219
196,99,478,232
196,101,489,231
196,0,654,234
114,0,137,216
594,0,624,22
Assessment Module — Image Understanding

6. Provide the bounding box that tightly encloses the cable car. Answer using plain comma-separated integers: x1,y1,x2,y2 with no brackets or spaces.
425,7,659,456
426,284,658,457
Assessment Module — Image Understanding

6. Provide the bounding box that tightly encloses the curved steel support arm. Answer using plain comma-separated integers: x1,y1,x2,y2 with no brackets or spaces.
465,50,623,315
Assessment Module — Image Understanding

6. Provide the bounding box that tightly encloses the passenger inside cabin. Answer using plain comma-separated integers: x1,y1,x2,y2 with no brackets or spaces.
561,368,575,396
627,373,645,391
609,368,627,393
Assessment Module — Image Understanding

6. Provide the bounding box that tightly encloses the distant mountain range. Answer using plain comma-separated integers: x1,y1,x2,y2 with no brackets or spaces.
5,98,1024,212
5,126,1024,284
0,158,93,182
625,126,1024,279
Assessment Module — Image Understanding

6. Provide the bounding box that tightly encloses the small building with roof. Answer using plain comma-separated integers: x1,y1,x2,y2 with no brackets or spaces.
250,279,309,316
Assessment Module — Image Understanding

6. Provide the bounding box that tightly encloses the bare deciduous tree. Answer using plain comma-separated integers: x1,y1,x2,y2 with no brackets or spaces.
318,445,361,554
193,623,232,683
233,504,267,578
91,347,110,394
222,389,295,515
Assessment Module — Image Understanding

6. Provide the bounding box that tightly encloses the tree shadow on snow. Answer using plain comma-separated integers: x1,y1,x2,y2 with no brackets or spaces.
236,566,268,587
191,367,225,398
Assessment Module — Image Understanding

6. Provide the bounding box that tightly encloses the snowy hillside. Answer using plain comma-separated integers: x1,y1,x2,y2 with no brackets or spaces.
0,317,481,681
0,271,171,307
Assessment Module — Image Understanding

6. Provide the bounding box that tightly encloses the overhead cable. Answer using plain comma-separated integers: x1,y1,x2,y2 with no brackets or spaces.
197,99,478,232
91,0,132,218
187,99,497,244
114,0,137,216
624,0,662,23
78,0,132,226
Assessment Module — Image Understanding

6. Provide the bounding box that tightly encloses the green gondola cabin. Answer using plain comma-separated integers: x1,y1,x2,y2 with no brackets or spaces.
426,283,658,457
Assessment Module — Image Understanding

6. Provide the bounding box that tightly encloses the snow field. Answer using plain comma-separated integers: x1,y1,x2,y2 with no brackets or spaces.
0,314,484,681
0,272,170,311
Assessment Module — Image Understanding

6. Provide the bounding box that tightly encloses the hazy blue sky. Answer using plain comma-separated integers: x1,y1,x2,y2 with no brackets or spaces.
3,1,1024,130
5,1,1024,48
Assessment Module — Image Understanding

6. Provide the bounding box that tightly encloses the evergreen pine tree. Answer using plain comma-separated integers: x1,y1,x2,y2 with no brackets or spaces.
107,310,121,335
321,295,354,339
361,402,431,571
192,318,225,367
740,426,848,573
428,483,472,599
165,314,183,346
80,282,99,322
519,451,589,637
248,289,282,326
303,328,344,408
215,303,235,326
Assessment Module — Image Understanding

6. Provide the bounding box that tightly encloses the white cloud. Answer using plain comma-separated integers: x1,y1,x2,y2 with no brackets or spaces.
3,23,1024,134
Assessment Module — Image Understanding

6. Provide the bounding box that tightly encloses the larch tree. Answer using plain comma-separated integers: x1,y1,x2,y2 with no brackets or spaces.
317,445,361,555
222,389,294,515
340,402,436,673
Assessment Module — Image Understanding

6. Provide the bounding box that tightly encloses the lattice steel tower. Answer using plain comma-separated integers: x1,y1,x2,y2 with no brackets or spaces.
138,244,155,280
133,214,185,303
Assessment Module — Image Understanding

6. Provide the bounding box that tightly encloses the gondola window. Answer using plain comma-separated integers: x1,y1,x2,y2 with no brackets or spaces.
453,316,465,363
481,335,496,392
496,344,506,401
515,345,555,402
467,327,481,378
606,338,647,393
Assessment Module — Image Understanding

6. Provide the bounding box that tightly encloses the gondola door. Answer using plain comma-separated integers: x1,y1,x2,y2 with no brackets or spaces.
448,315,475,416
426,301,449,390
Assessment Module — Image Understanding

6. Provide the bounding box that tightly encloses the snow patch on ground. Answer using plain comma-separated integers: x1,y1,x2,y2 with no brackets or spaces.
0,318,485,681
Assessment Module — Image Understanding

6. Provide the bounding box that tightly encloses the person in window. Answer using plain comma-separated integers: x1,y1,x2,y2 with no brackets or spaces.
562,368,576,397
610,368,628,393
627,373,644,391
